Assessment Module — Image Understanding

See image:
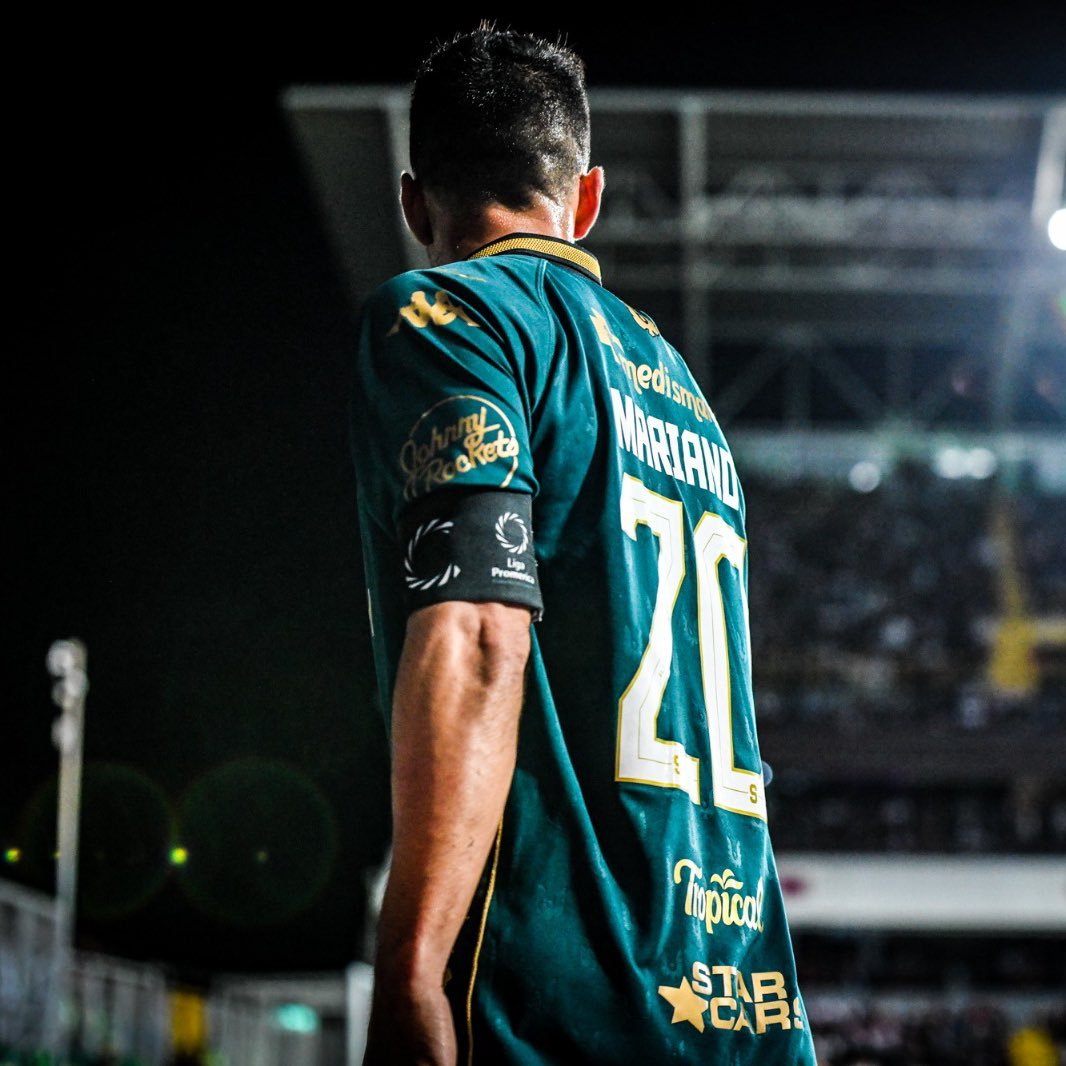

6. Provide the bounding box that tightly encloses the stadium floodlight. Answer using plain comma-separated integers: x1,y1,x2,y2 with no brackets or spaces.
1050,208,1066,251
45,638,88,1063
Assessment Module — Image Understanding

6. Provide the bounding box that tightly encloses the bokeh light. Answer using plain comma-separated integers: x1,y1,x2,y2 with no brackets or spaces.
175,758,338,927
275,1003,319,1033
848,460,883,493
933,447,997,481
968,447,998,479
20,764,174,918
933,447,969,479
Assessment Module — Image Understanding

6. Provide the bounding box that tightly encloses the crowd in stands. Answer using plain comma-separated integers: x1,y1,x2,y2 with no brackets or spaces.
747,466,991,670
766,780,1066,853
1017,492,1066,615
745,466,1066,727
808,1001,1065,1066
795,933,1066,990
798,933,1065,1062
742,465,1065,854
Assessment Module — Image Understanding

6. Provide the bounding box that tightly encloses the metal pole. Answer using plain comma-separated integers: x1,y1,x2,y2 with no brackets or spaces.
45,638,88,1063
679,98,714,392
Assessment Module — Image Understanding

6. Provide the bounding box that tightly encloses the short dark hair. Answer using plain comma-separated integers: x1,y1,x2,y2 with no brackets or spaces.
410,27,590,212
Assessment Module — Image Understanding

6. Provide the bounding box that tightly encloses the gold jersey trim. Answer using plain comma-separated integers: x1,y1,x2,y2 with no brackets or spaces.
466,818,504,1066
466,233,602,285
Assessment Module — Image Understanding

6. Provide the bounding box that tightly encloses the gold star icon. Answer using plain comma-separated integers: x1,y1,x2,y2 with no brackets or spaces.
657,976,708,1033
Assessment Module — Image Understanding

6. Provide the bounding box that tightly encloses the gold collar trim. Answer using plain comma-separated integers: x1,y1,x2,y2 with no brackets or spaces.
466,233,602,285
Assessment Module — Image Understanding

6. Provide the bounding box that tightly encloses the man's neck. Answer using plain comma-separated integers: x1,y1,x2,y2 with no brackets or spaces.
427,196,575,267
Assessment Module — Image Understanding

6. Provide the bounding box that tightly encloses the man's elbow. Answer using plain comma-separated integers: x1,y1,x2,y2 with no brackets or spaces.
407,600,532,689
473,602,532,686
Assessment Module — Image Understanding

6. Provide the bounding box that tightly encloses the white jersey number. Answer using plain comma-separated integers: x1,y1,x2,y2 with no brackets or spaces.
615,475,766,820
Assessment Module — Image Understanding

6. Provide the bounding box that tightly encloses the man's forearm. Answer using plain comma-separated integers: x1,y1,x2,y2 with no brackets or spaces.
373,600,531,997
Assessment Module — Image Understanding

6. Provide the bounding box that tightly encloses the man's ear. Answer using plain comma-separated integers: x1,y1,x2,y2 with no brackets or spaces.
400,172,433,247
574,166,605,241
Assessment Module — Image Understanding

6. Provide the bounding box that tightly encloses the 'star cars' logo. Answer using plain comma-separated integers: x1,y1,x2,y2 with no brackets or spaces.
400,395,521,501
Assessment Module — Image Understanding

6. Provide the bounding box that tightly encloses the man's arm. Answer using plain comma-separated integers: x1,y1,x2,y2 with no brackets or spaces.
364,599,532,1066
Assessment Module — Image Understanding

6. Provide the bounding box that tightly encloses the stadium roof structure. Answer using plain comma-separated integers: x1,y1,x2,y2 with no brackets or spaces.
284,88,1066,434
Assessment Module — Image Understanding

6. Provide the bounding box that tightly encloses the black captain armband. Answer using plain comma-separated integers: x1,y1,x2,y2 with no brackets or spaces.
397,490,543,620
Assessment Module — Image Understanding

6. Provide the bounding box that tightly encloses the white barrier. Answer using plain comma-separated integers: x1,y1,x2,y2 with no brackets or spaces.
777,854,1066,931
0,879,55,1051
69,953,168,1064
208,972,348,1066
0,879,168,1062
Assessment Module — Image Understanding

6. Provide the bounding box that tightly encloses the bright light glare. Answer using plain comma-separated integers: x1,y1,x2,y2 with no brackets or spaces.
169,847,189,866
934,447,998,480
275,1004,319,1033
934,447,969,479
848,460,882,493
1049,208,1066,251
968,448,998,479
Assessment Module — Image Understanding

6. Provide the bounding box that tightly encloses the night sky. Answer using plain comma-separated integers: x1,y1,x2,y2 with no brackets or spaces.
7,11,1066,978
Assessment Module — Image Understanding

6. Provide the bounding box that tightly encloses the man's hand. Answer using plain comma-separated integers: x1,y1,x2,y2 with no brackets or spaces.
363,599,532,1066
363,982,456,1066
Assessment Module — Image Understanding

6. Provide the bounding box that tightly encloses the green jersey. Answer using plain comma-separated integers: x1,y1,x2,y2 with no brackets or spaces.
351,234,814,1064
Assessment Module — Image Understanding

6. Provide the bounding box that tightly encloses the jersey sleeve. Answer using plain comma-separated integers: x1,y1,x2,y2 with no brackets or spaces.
351,272,543,617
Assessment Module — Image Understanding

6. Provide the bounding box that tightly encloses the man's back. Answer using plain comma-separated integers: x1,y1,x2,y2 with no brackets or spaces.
353,235,814,1063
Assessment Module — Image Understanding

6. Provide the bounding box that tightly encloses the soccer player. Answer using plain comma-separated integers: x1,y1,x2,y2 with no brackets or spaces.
351,27,815,1065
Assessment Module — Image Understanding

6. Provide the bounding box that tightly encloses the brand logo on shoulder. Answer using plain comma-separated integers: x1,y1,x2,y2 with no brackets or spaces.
626,303,660,336
400,395,521,501
589,306,715,425
387,290,481,336
404,519,460,591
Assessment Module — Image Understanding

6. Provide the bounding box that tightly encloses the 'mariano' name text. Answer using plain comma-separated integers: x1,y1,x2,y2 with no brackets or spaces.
610,387,740,511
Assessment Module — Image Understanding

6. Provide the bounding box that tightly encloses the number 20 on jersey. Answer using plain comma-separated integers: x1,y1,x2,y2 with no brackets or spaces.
615,475,767,821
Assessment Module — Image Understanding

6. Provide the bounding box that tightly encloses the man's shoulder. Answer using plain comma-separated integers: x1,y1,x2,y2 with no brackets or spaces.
357,261,552,361
366,258,545,318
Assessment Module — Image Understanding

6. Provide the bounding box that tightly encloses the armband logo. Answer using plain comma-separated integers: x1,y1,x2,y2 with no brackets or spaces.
386,290,480,336
400,395,521,501
494,512,530,555
404,519,461,590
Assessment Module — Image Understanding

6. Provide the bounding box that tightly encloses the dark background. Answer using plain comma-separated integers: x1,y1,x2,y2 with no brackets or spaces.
7,10,1066,977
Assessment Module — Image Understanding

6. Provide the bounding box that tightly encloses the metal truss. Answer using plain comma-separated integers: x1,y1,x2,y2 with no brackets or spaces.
583,92,1066,430
284,87,1066,430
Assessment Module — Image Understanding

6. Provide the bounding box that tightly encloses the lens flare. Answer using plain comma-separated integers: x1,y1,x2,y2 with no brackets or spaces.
176,758,338,927
1049,207,1066,251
